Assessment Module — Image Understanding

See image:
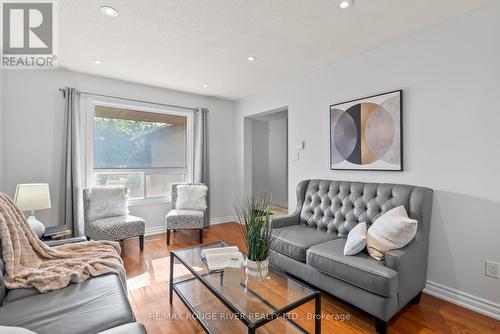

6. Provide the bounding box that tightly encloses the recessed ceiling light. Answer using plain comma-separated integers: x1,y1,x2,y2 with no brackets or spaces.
247,56,257,62
202,83,210,88
100,5,119,17
339,0,354,9
92,59,103,64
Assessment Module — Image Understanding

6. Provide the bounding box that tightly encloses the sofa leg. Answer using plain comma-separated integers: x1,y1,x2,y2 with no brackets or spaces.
166,230,171,245
411,291,423,305
199,228,203,243
139,235,144,251
86,236,90,241
375,318,387,334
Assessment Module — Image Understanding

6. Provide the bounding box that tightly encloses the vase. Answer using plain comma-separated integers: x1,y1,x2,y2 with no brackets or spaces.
245,259,269,280
27,215,46,238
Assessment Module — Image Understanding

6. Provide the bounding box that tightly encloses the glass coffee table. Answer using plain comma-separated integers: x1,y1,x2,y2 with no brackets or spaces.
169,241,321,334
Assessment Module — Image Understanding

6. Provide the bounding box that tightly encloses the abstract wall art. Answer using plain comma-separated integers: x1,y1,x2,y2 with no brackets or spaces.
330,90,403,171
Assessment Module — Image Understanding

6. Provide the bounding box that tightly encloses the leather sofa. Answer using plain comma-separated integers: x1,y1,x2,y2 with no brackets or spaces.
270,179,433,334
0,238,146,334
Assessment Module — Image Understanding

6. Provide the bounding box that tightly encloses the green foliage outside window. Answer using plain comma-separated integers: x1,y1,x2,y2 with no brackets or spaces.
94,117,165,168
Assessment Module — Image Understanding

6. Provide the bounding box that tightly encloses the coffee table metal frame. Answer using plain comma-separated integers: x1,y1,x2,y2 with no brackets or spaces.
169,241,321,334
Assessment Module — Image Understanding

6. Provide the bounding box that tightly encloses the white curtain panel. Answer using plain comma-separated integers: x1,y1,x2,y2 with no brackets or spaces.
194,108,210,227
61,87,84,236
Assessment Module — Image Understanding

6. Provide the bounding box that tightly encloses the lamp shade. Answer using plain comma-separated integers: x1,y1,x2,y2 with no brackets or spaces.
14,183,52,211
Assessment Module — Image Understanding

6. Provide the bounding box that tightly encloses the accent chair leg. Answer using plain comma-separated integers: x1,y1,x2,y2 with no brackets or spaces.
86,236,90,241
166,229,171,245
139,235,144,251
199,228,203,243
411,291,423,305
375,318,387,334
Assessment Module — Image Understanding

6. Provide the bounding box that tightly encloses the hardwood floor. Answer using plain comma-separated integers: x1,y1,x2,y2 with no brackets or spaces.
122,222,499,334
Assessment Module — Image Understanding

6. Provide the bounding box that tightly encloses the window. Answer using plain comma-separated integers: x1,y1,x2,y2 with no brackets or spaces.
89,103,193,202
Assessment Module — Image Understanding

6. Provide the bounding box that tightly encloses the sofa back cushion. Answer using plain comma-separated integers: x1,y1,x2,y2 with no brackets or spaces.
300,180,429,237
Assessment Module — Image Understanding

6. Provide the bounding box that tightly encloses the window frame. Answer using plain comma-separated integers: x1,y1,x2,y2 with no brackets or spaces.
85,96,194,206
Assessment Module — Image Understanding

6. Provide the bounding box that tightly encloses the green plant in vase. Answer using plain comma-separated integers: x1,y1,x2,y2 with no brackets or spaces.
235,196,275,280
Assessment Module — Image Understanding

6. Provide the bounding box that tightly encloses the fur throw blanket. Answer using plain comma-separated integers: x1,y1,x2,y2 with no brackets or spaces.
0,193,125,293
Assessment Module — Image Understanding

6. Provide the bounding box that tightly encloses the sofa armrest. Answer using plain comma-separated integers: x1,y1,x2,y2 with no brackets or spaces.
270,213,300,229
270,180,309,230
384,186,433,308
384,237,427,306
97,323,147,334
44,237,88,247
384,238,419,270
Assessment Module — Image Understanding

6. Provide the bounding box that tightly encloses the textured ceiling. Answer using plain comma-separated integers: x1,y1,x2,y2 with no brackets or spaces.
58,0,494,100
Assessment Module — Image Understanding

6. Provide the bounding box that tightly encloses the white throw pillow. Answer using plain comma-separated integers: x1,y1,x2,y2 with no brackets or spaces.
87,186,128,222
344,222,368,256
176,185,208,211
367,206,418,261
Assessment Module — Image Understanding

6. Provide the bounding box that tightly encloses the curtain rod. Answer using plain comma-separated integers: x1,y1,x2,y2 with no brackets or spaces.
58,88,199,112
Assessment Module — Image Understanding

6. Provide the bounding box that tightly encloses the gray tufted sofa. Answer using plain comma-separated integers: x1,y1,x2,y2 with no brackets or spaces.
270,179,433,334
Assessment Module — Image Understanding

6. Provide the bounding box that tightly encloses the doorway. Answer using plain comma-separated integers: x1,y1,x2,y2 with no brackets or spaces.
247,109,288,217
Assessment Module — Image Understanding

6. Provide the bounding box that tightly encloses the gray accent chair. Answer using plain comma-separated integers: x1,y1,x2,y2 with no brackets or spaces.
83,187,145,251
270,179,433,334
165,183,206,245
0,238,146,334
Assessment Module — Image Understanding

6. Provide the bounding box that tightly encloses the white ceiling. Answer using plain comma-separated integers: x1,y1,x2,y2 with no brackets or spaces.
58,0,494,100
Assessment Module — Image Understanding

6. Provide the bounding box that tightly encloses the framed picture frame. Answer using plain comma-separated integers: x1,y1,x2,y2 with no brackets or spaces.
330,90,403,171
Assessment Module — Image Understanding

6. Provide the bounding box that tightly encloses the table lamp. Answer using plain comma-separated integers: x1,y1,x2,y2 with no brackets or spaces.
14,183,51,238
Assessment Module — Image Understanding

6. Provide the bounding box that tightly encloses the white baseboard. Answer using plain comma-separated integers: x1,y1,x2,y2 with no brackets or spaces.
145,226,167,236
144,216,235,236
424,280,500,320
272,202,288,208
209,216,236,225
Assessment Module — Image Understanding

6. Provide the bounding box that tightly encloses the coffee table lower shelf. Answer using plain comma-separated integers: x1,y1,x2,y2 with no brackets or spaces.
171,276,320,334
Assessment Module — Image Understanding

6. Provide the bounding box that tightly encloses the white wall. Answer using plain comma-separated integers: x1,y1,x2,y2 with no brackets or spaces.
268,118,288,206
235,2,500,313
1,69,236,231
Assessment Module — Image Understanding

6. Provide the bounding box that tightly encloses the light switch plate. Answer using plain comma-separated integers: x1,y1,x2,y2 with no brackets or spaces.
297,140,305,150
486,260,499,278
